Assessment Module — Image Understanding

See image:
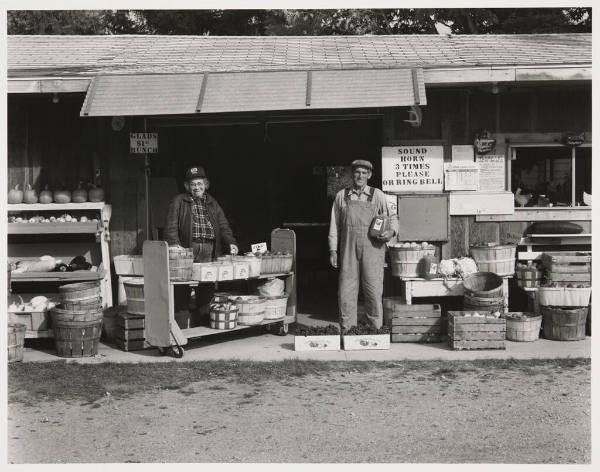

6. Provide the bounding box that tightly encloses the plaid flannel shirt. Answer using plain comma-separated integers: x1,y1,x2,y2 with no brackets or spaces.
191,195,215,241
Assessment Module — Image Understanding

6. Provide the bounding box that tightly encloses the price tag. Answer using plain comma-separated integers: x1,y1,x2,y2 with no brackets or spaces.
251,242,268,253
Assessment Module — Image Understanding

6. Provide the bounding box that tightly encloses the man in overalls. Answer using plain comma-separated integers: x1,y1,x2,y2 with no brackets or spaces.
328,160,398,333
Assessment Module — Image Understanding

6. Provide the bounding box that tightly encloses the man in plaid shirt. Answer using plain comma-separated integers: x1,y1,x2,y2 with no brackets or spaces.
165,166,238,326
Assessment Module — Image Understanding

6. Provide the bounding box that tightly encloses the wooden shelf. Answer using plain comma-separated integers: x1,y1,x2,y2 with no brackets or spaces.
7,202,106,212
525,233,591,238
181,315,295,338
10,269,105,283
8,222,99,234
170,272,294,285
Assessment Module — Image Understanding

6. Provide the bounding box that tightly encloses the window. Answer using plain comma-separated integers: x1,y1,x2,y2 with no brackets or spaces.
510,145,591,207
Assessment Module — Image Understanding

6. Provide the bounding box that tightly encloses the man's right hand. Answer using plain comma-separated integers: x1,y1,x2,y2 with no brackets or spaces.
329,250,338,269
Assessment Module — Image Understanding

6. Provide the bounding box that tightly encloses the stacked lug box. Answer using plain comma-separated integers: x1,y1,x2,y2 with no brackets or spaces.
386,302,444,343
448,311,506,350
542,251,591,285
115,312,145,351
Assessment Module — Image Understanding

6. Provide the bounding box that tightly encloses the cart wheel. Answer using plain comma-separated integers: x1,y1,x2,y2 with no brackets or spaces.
170,345,184,358
157,346,167,356
277,323,289,336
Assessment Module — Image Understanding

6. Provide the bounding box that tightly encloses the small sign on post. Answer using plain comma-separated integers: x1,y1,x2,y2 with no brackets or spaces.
130,133,158,154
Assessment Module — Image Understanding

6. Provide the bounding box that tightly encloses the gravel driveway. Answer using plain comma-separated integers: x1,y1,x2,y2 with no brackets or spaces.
7,358,590,463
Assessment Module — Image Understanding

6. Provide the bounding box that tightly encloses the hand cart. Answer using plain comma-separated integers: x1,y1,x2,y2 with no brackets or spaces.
143,229,297,358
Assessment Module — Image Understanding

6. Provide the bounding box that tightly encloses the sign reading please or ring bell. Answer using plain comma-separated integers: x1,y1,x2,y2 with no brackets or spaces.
382,146,444,192
130,132,158,154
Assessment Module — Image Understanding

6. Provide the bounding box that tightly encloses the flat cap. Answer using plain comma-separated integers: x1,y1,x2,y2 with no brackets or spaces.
351,159,373,171
185,166,207,181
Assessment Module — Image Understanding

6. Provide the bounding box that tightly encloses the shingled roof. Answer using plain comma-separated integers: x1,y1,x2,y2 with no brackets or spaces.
8,34,592,78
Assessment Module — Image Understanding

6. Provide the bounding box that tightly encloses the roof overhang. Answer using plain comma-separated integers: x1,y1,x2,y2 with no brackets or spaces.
7,64,590,97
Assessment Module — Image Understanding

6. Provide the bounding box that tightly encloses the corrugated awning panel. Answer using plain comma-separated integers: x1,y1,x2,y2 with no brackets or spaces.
200,71,307,113
310,68,426,109
80,74,204,116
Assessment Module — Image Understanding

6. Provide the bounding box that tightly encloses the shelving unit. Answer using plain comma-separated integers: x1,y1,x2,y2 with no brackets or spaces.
143,229,297,358
7,203,113,337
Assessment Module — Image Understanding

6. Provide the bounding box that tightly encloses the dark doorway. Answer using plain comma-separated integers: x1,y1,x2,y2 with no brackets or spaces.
152,114,383,320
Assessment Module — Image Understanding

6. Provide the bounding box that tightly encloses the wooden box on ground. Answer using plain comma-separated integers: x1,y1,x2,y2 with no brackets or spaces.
294,335,340,351
114,337,146,352
116,312,145,330
388,303,445,343
542,252,591,284
448,311,506,350
115,313,146,351
343,334,390,350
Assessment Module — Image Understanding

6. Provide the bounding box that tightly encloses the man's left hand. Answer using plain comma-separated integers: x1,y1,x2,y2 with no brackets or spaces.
376,230,395,242
230,244,239,255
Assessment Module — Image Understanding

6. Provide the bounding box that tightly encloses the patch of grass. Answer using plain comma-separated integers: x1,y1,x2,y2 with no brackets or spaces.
7,358,590,405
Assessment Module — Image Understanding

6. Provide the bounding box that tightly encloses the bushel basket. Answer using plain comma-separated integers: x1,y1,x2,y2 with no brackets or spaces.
51,307,104,357
462,272,503,298
470,244,516,276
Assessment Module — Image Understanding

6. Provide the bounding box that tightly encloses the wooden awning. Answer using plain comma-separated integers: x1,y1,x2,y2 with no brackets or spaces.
80,68,426,117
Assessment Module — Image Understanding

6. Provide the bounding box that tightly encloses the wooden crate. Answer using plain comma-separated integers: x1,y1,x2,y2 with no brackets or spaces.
543,252,591,283
448,311,506,350
116,312,145,330
390,303,444,343
114,327,144,341
114,337,146,352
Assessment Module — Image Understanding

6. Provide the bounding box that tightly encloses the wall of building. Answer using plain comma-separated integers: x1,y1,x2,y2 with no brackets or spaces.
381,83,592,258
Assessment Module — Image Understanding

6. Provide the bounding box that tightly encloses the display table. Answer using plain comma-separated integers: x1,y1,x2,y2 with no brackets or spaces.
400,276,511,311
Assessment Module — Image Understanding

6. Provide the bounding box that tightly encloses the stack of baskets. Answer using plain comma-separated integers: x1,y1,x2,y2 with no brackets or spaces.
536,252,591,341
462,272,505,315
51,281,103,357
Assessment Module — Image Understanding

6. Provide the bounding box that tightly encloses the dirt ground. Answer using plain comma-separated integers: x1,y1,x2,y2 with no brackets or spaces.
7,358,590,464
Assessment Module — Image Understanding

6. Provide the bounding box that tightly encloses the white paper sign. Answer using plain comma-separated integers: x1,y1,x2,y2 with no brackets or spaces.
476,154,505,191
381,146,444,192
385,193,398,216
251,242,268,253
130,132,158,154
444,163,480,191
452,145,475,162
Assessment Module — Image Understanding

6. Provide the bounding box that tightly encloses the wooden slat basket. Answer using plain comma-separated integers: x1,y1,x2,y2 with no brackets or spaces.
504,312,541,342
470,244,516,276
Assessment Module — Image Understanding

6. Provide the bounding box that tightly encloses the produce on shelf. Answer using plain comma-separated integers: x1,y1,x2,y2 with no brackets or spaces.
68,255,92,271
88,184,105,202
459,311,501,319
293,324,340,336
8,295,55,313
39,185,53,204
72,182,88,203
23,184,38,204
8,184,23,204
12,255,60,273
53,188,72,204
437,257,478,278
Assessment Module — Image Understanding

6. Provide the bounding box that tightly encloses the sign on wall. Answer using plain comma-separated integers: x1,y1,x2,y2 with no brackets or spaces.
451,145,474,162
381,146,444,192
476,154,505,191
130,132,158,154
444,162,479,191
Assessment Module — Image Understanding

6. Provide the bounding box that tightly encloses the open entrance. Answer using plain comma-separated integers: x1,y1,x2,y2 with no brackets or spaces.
148,115,383,321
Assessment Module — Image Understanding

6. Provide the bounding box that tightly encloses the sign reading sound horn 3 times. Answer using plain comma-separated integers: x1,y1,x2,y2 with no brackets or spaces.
130,132,158,154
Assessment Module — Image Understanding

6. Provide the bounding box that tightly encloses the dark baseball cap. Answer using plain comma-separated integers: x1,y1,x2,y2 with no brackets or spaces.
185,166,207,181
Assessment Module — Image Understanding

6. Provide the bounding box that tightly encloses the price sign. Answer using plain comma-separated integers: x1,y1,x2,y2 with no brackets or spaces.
251,242,268,254
130,132,158,154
